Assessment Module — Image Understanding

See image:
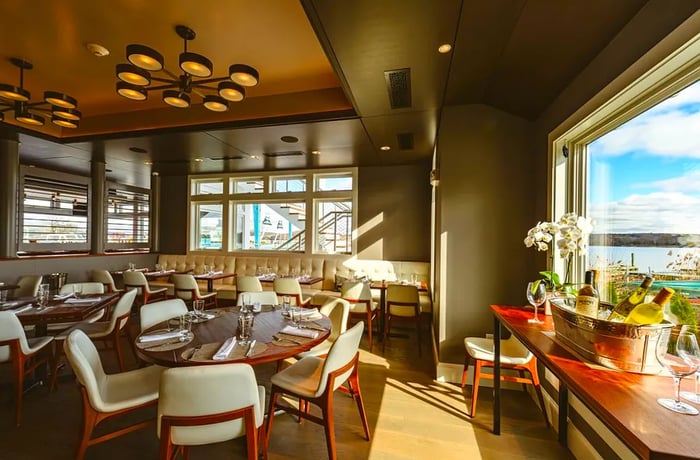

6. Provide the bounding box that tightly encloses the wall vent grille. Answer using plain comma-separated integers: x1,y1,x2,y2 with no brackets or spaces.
384,68,412,109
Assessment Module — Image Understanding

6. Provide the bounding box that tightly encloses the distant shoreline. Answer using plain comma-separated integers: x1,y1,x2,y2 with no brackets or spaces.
590,233,700,247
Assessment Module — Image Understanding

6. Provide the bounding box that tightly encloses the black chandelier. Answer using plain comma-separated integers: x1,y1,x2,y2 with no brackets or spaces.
0,58,81,128
116,25,259,112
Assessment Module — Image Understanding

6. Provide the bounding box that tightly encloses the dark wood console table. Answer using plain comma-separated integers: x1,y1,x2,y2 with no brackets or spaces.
491,304,700,459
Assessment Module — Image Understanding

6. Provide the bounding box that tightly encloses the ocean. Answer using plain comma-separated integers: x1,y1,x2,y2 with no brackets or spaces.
588,246,700,274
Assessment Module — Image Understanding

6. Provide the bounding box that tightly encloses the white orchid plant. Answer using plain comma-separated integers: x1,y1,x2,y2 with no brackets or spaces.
524,212,594,294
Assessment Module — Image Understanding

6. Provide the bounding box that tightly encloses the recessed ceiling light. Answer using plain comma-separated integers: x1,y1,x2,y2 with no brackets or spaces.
380,145,391,151
144,160,153,165
310,150,321,155
152,171,159,176
281,136,299,143
250,155,259,160
129,146,147,153
194,158,204,162
438,44,452,54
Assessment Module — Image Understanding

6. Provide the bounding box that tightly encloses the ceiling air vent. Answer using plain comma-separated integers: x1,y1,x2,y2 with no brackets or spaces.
209,155,244,161
384,68,411,109
263,150,304,158
397,132,414,150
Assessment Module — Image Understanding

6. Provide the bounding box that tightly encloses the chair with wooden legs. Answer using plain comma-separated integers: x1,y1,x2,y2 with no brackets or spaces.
236,290,279,306
265,322,370,460
50,289,137,391
12,274,42,298
171,273,218,308
236,275,263,295
139,298,189,332
91,269,123,294
63,329,164,460
123,270,168,306
273,277,311,307
295,297,350,359
158,363,266,460
341,280,378,351
0,311,55,427
461,334,548,425
383,284,422,356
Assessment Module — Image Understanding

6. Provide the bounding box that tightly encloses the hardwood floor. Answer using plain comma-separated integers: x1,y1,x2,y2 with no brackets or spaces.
0,321,572,459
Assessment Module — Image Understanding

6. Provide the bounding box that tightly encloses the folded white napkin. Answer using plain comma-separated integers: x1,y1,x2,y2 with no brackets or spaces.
11,305,33,315
138,330,184,343
65,297,100,304
282,308,323,321
211,271,223,275
280,325,318,339
197,312,216,320
213,337,237,360
53,293,73,300
1,301,22,308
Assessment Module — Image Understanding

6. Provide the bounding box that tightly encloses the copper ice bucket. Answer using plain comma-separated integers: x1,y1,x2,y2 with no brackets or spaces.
549,296,673,374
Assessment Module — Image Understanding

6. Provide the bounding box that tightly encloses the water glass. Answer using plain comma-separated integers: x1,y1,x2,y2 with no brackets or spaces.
238,312,254,345
155,263,162,272
37,284,50,308
0,283,7,302
72,284,83,299
193,299,205,317
128,262,135,271
203,264,210,274
282,295,291,312
179,314,192,333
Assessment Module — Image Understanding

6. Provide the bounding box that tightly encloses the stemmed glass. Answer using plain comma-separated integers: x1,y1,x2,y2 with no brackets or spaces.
526,281,546,324
678,324,700,404
656,326,700,415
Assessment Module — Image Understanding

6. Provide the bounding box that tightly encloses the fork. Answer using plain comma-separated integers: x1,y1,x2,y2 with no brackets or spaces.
272,334,302,345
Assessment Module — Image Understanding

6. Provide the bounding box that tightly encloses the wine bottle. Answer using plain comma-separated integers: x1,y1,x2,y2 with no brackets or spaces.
623,287,675,325
607,276,654,322
575,270,599,318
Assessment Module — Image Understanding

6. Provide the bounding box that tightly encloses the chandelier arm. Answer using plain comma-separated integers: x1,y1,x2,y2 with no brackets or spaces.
145,83,180,91
25,101,51,108
190,83,219,91
150,76,178,84
190,87,209,99
193,76,230,85
160,67,181,81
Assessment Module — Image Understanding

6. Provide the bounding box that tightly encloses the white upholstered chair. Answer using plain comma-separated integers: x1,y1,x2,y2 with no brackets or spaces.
63,329,164,460
0,311,55,426
296,297,350,359
123,270,168,305
91,269,123,294
140,298,189,332
171,273,217,308
236,290,279,306
383,284,422,356
46,282,107,334
462,334,547,425
265,322,370,460
50,289,138,390
273,277,310,307
236,276,263,294
60,282,106,296
341,280,378,351
13,274,42,298
158,363,266,460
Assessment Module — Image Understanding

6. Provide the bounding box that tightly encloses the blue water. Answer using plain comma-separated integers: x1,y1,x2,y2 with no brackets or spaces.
589,246,697,274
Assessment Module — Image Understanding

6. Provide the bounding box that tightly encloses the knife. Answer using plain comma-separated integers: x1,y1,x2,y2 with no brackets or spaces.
245,340,257,357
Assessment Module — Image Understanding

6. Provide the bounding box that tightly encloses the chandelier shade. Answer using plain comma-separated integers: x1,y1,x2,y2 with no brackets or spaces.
116,25,259,112
0,58,81,128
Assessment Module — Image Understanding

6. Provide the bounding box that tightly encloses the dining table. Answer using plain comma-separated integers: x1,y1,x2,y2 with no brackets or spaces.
370,281,430,339
135,305,331,367
258,274,324,287
194,272,237,293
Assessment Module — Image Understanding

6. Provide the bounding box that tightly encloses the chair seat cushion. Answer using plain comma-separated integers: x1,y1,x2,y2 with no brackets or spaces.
199,291,217,299
97,365,165,413
464,337,531,365
388,305,417,317
26,336,53,354
348,301,378,313
46,310,105,334
271,355,325,399
294,339,333,359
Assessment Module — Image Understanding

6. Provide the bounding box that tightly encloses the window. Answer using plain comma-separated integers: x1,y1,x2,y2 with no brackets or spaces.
106,186,150,249
553,35,700,302
191,178,223,195
189,168,356,254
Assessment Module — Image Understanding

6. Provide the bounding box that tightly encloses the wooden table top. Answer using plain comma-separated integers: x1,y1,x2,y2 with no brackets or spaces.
136,305,331,367
492,304,700,460
258,275,323,286
370,281,429,292
14,292,119,327
193,272,237,281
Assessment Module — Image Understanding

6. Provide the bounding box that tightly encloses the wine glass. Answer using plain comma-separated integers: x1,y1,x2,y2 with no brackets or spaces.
526,282,546,324
656,326,700,415
678,324,700,404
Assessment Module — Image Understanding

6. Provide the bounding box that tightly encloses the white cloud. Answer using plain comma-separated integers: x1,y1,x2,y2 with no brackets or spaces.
590,191,700,233
649,170,700,193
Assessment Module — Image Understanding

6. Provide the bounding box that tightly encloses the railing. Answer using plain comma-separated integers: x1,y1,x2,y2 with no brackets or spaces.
275,210,351,253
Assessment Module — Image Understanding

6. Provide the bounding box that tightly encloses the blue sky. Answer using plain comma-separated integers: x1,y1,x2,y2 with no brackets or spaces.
588,79,700,234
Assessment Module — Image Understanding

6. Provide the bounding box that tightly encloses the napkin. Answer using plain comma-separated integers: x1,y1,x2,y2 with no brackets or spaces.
53,293,73,300
211,271,223,275
197,312,216,320
213,337,237,360
282,308,323,321
280,325,318,339
1,301,22,308
138,330,184,343
65,297,100,304
11,305,33,315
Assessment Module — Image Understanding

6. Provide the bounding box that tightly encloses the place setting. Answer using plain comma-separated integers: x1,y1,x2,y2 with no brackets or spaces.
136,315,195,352
272,306,327,347
182,312,267,362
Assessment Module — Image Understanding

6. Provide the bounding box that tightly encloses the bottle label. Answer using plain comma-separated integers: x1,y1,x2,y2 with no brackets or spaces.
575,296,599,318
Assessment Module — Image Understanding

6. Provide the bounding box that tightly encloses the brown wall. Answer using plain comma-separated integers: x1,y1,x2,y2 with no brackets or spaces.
357,162,432,261
157,175,189,254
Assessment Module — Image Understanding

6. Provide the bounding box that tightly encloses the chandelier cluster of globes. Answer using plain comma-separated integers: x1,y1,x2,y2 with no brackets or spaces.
116,25,259,112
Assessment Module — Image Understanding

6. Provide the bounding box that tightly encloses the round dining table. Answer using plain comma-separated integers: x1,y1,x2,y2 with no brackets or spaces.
135,305,331,367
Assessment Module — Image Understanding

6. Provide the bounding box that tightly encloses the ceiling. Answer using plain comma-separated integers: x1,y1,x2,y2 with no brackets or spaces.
0,0,650,188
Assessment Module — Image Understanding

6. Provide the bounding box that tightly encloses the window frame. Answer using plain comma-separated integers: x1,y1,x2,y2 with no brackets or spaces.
105,182,150,251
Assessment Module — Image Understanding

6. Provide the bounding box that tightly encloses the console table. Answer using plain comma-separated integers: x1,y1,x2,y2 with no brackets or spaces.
491,304,700,459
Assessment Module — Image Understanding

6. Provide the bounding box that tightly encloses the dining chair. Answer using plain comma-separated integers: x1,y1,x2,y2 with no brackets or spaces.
341,280,378,351
171,273,218,308
123,270,168,305
91,269,123,294
462,334,548,425
295,297,350,359
13,274,42,298
140,298,189,332
0,311,55,427
50,289,138,391
63,329,164,460
46,282,108,334
60,282,106,296
265,322,370,460
273,277,310,307
236,275,263,295
236,290,279,306
383,284,422,356
158,363,266,460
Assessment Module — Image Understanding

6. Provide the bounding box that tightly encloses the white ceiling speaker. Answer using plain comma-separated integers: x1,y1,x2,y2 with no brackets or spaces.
86,43,110,57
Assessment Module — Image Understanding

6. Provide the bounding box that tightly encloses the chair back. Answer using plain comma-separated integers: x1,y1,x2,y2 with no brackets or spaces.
172,274,200,301
14,275,42,297
386,284,420,317
317,321,364,394
92,269,119,293
63,329,109,412
236,291,278,306
60,282,105,295
319,298,350,342
140,298,188,332
341,280,372,302
273,278,303,304
236,276,263,293
501,335,534,361
0,311,31,362
123,270,148,288
158,363,264,445
107,289,137,333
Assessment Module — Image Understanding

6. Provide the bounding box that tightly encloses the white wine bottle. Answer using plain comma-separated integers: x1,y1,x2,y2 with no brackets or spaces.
623,287,675,325
607,276,654,322
575,270,599,318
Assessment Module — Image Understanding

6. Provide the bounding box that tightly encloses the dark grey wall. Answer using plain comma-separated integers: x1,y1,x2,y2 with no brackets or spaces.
157,175,189,254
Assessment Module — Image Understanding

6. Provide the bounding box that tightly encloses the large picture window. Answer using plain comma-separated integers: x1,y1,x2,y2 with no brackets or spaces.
106,185,150,250
189,168,357,254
